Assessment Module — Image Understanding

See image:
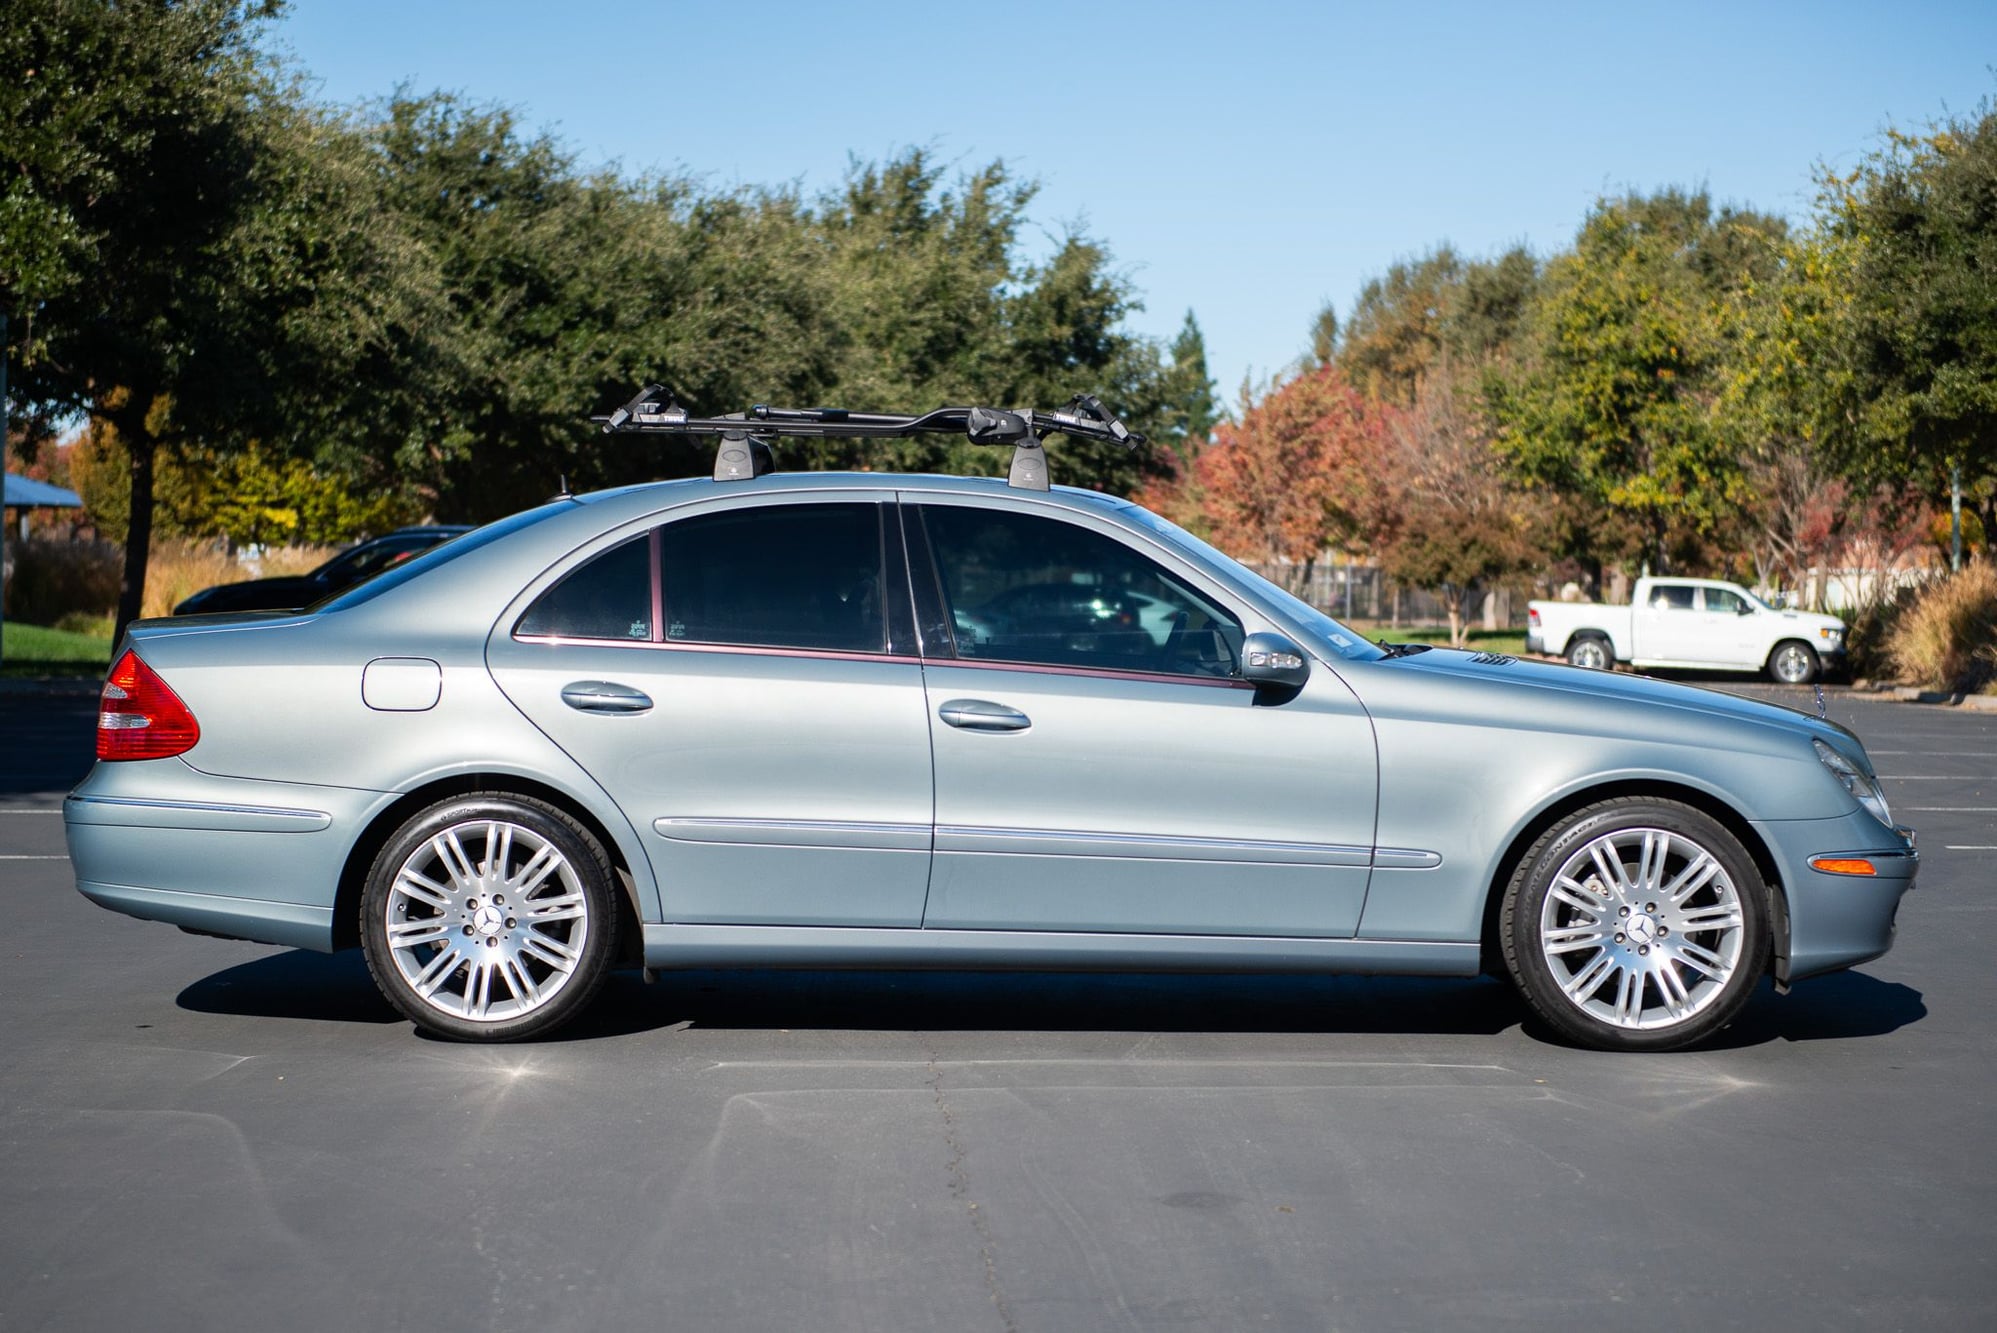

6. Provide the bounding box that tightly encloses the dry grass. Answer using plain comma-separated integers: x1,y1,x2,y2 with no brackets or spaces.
1884,560,1997,692
2,537,336,623
140,540,332,618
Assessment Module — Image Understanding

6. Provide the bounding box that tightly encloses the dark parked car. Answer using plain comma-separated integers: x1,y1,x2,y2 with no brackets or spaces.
172,527,472,615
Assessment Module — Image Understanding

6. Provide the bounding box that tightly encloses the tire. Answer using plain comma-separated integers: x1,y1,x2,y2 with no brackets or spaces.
1565,635,1613,671
1767,640,1819,685
361,794,618,1041
1500,798,1768,1052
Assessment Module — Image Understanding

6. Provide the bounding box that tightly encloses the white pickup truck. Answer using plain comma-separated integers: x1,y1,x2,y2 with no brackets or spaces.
1526,577,1846,683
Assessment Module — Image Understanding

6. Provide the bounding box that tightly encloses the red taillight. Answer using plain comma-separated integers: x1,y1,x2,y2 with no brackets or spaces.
97,650,201,761
1528,607,1541,626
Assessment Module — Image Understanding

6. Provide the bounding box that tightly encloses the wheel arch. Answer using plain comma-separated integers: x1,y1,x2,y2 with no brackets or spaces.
333,774,645,966
1477,778,1788,979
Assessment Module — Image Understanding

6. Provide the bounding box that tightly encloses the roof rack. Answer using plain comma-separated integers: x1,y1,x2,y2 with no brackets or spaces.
596,385,1146,492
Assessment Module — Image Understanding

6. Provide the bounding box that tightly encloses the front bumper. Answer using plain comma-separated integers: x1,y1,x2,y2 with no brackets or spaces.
1756,809,1918,982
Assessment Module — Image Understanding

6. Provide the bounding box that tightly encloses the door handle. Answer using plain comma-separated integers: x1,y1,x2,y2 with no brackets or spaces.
560,680,654,714
938,698,1031,732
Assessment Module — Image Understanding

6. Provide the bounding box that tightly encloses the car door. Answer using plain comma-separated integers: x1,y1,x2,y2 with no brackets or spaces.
1692,586,1756,667
908,498,1379,938
1633,581,1702,661
487,497,936,926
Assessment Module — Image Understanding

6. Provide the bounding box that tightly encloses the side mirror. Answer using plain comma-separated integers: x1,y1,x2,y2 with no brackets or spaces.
1737,602,1755,616
1241,631,1311,692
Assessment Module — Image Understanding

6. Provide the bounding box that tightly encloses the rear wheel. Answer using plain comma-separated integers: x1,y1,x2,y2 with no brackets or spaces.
361,794,617,1041
1767,640,1819,684
1501,798,1768,1051
1565,635,1613,671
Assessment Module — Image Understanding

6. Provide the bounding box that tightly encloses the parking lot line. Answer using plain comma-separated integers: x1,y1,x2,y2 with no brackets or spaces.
0,855,68,860
0,809,63,815
1907,806,1997,812
1944,845,1997,850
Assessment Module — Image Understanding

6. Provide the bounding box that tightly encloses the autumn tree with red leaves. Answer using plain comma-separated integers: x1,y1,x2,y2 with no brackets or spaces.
1192,367,1393,593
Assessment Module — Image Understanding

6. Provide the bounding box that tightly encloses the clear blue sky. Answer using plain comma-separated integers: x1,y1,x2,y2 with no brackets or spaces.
275,0,1996,401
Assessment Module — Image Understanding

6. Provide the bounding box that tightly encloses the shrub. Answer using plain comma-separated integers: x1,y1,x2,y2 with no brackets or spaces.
1884,561,1997,692
2,538,122,624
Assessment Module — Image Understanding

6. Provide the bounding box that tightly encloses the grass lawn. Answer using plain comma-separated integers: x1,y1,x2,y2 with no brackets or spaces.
1366,625,1531,656
1,621,113,678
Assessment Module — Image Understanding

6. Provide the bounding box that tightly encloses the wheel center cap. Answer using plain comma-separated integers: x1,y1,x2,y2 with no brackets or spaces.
473,905,504,934
1626,915,1658,946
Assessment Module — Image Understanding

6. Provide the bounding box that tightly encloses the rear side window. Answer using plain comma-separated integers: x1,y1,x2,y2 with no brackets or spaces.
659,503,886,653
516,537,653,640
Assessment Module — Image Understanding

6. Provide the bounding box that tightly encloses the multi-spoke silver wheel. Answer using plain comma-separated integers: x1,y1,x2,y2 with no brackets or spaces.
1503,799,1768,1051
362,795,616,1040
1538,827,1745,1031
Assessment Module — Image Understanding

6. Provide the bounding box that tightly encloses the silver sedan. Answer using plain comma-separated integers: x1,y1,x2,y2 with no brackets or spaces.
67,473,1917,1050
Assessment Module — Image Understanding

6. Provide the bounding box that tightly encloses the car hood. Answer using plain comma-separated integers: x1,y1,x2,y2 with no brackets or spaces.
1359,645,1865,757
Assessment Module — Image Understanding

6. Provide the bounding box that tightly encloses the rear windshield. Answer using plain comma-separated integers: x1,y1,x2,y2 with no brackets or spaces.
309,503,575,613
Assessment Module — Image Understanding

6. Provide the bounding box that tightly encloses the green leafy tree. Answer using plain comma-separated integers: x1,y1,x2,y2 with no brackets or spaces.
2,2,447,638
1490,190,1785,579
1819,102,1997,552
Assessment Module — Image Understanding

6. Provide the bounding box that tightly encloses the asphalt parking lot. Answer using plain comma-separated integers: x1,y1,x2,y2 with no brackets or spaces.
2,679,1992,1331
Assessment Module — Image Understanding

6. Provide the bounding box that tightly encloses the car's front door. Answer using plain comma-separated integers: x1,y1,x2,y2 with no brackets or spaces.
488,498,935,927
908,499,1379,938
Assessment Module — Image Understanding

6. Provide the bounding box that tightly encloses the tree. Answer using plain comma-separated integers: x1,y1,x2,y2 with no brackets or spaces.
1490,190,1786,580
1370,367,1537,644
1821,102,1997,553
2,2,447,639
1196,367,1390,591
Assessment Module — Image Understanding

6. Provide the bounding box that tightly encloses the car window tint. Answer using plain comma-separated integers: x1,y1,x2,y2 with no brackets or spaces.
660,503,886,653
1651,585,1696,611
919,505,1243,677
516,536,654,641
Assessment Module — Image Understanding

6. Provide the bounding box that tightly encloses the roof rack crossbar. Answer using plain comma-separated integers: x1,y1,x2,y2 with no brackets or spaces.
595,385,1144,491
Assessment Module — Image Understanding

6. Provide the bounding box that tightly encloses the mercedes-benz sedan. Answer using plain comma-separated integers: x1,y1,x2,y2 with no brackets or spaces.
68,472,1917,1050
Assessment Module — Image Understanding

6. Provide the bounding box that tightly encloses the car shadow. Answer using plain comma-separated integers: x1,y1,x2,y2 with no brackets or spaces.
177,948,401,1024
177,951,1927,1048
1705,972,1927,1048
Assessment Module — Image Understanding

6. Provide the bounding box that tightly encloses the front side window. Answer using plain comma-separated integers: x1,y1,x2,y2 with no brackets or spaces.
1703,588,1747,615
659,502,886,653
919,505,1242,677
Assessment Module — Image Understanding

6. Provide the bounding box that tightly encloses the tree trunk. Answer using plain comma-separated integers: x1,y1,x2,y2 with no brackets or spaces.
113,429,157,646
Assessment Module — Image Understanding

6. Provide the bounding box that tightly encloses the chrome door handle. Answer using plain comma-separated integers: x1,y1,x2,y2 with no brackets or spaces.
937,698,1031,732
560,680,653,714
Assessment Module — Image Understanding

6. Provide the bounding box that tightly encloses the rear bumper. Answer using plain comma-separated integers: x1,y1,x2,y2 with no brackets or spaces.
65,760,389,952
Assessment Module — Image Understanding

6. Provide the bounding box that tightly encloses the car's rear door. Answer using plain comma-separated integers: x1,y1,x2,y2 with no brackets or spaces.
488,495,935,926
907,497,1378,938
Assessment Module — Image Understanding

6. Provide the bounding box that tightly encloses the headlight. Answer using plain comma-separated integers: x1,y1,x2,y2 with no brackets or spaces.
1814,739,1892,827
1819,626,1843,643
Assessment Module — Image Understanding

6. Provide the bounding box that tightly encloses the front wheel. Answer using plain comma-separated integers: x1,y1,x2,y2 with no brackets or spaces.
1767,640,1820,684
361,794,618,1041
1500,798,1768,1051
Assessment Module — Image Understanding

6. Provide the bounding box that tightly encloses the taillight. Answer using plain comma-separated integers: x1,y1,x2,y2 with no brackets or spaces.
97,650,201,761
1528,607,1541,626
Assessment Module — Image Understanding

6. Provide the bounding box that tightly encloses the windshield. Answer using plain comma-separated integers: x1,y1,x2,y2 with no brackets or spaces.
310,503,575,613
1115,504,1385,662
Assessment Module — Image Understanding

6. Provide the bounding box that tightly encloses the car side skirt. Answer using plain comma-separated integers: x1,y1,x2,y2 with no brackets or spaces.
641,924,1481,975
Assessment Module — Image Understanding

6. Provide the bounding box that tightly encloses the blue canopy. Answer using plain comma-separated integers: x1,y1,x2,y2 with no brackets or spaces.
2,472,83,508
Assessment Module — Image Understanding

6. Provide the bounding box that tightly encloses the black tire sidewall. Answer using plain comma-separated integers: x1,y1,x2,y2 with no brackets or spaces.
361,794,617,1042
1502,799,1769,1052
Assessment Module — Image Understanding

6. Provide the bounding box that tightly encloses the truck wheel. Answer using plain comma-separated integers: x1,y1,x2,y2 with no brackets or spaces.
1566,635,1612,671
1766,641,1819,685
